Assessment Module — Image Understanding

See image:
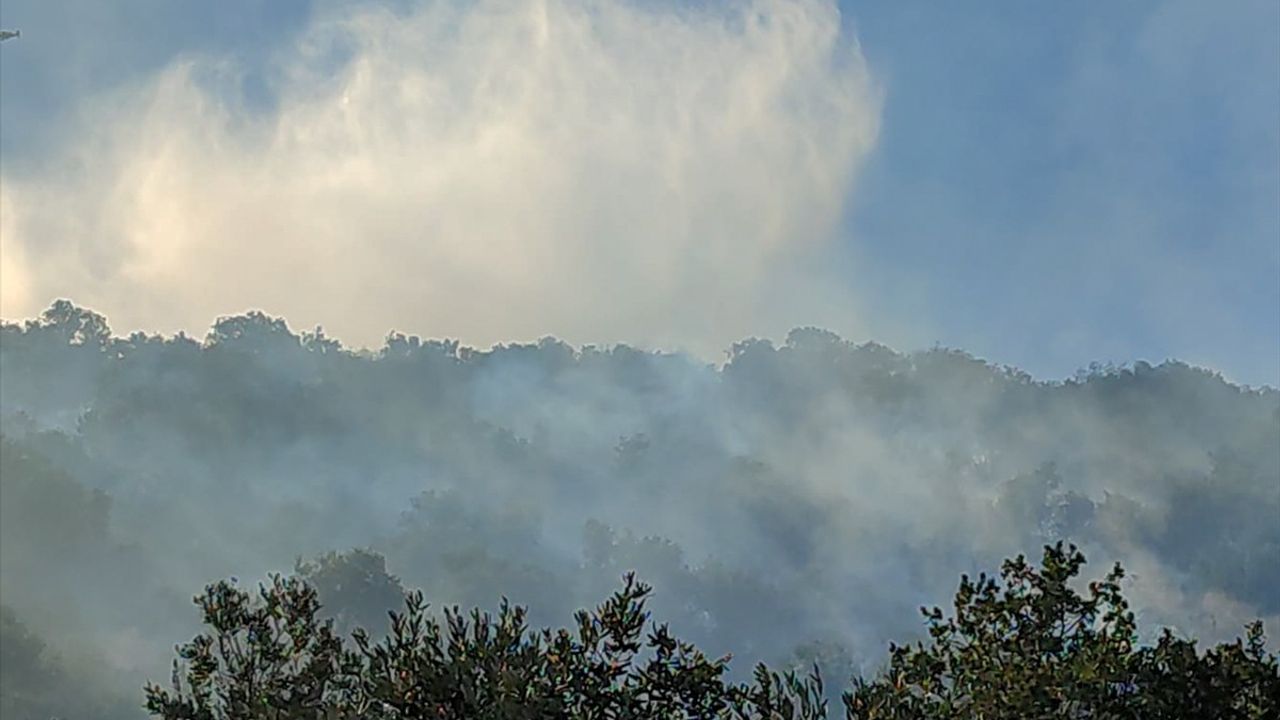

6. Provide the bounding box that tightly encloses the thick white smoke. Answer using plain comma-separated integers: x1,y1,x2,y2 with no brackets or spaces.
0,0,880,352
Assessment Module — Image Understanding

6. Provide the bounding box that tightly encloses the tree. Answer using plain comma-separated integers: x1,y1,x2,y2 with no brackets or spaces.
145,573,825,720
1,604,135,720
843,543,1279,719
146,547,1278,719
294,549,406,638
0,604,68,720
143,576,355,720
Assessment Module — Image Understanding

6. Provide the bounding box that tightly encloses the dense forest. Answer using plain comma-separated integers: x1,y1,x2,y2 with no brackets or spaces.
1,300,1278,717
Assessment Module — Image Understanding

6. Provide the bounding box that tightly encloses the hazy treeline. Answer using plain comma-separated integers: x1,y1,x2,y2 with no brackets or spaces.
1,300,1277,717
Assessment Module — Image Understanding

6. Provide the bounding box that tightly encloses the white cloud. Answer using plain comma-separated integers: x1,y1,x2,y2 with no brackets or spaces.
1,0,879,352
0,187,31,314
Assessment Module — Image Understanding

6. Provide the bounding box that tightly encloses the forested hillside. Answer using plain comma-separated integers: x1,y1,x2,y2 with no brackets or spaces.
2,301,1277,717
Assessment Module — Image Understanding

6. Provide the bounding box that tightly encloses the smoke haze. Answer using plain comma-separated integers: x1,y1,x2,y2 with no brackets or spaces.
1,1,1277,717
1,303,1277,716
0,0,880,354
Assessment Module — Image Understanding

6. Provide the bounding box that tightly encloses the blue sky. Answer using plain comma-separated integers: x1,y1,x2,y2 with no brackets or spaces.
843,1,1280,386
1,0,1276,386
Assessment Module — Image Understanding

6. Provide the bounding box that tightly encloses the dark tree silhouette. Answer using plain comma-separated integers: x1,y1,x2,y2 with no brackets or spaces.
145,574,826,719
146,548,1278,720
845,544,1279,719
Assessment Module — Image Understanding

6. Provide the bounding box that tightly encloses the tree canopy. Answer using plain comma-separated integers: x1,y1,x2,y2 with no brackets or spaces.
146,545,1278,719
2,302,1277,717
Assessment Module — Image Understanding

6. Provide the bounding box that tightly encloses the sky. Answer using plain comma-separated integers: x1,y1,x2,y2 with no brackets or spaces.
0,0,1276,387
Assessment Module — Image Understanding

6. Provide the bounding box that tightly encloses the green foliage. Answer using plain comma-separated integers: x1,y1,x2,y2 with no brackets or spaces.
844,543,1280,719
294,549,406,638
147,548,1278,720
145,574,825,720
143,576,356,719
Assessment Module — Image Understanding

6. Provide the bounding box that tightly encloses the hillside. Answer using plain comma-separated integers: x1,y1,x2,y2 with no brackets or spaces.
1,301,1277,717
